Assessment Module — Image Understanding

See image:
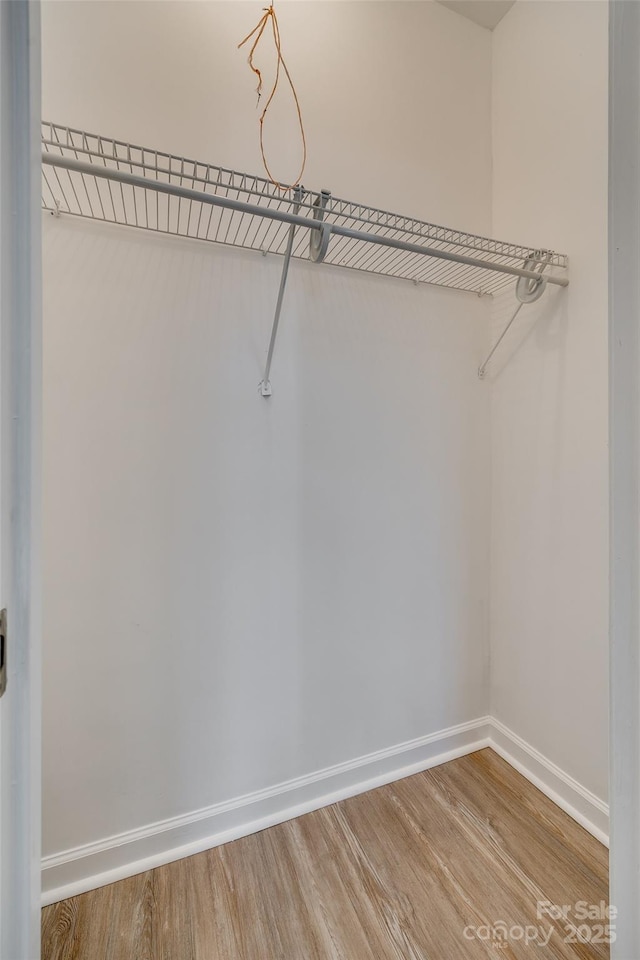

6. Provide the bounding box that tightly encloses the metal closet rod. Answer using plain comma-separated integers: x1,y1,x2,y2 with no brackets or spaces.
41,153,569,289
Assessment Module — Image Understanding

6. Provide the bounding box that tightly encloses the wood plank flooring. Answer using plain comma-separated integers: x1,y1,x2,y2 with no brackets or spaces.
42,749,609,959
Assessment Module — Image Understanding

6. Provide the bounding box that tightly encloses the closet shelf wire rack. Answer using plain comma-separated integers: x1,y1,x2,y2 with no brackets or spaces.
41,122,569,298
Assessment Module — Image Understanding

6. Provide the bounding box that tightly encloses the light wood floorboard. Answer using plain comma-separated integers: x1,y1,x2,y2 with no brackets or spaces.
42,748,609,959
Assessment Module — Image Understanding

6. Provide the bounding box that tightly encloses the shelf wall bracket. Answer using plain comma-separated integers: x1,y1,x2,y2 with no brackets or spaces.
309,190,331,263
477,254,552,379
260,186,304,398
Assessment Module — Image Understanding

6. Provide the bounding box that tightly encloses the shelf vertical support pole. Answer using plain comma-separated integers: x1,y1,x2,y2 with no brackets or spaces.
260,186,303,397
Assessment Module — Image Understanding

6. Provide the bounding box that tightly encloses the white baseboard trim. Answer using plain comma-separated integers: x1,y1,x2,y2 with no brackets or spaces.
41,716,492,906
488,717,609,848
42,715,609,905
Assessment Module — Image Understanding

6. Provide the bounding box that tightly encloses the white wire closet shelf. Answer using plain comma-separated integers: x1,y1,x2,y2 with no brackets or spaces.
42,122,569,392
41,122,569,298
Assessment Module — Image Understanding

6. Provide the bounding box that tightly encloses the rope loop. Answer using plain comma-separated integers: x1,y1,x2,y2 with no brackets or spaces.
238,4,307,190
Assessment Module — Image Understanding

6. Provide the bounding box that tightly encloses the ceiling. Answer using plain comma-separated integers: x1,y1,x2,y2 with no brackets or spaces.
437,0,516,31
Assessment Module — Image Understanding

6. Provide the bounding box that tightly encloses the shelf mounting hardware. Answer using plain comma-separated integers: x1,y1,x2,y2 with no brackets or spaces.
309,190,331,263
260,186,304,398
478,253,553,379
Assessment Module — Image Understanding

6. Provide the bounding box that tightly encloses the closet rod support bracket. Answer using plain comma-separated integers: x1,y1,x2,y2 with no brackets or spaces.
477,255,552,379
259,186,304,398
309,190,331,263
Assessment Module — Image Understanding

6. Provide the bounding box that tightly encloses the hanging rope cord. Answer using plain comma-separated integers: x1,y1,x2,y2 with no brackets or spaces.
238,5,307,190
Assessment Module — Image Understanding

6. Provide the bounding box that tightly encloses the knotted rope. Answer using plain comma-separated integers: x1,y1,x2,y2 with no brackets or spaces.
238,5,307,189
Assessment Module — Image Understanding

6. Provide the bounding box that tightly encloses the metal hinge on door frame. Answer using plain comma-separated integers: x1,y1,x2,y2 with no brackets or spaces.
0,609,6,697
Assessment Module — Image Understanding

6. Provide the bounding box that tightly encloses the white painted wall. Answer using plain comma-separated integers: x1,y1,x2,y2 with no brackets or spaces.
41,1,492,862
490,0,609,802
